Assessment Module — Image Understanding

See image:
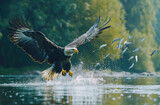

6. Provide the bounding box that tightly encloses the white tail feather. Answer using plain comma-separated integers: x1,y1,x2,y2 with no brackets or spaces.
40,66,59,81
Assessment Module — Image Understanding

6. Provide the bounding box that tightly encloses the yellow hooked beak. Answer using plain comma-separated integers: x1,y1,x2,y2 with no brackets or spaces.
75,49,79,54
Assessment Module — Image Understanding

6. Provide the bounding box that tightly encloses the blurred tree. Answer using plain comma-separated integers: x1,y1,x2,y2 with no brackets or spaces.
0,32,2,39
0,0,128,69
0,0,160,74
69,0,129,68
120,0,160,72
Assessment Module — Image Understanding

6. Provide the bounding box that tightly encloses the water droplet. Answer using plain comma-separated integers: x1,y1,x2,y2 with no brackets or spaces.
144,103,148,105
120,94,124,96
9,95,12,98
34,97,38,100
21,98,24,101
112,97,116,101
29,101,34,104
153,98,157,102
147,94,150,97
14,101,18,105
128,95,131,98
16,93,18,96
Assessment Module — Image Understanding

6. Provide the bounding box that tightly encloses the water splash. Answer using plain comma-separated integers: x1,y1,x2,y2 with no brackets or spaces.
44,62,104,86
0,65,104,87
0,62,159,87
46,70,104,86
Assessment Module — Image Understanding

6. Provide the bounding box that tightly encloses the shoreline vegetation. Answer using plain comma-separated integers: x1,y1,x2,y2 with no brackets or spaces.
0,66,43,75
0,66,159,76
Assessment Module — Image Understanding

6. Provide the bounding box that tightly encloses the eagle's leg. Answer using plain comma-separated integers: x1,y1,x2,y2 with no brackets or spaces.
62,69,66,76
69,70,73,77
63,61,72,76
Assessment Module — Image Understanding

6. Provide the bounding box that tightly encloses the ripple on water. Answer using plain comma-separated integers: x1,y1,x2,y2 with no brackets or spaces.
1,71,160,105
0,71,104,87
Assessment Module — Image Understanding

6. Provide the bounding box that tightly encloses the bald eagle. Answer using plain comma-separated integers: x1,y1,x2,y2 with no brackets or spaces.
8,16,111,81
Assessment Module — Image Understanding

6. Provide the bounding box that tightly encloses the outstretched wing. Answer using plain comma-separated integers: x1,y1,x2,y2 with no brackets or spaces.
8,17,63,64
65,16,111,48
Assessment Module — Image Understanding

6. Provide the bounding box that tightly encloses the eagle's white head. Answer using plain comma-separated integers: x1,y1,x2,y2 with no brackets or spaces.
64,47,79,56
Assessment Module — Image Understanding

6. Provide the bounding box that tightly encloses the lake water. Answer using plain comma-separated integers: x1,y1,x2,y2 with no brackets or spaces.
0,71,160,105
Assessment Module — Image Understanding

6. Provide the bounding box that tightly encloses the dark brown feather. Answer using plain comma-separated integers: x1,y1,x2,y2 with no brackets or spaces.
11,18,20,28
20,16,26,27
8,21,17,29
8,17,64,64
15,18,23,27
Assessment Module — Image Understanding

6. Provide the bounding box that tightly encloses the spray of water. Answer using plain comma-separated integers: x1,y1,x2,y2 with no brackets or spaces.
0,62,105,87
46,62,104,86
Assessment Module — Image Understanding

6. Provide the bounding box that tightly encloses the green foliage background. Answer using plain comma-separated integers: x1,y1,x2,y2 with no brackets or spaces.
0,0,160,74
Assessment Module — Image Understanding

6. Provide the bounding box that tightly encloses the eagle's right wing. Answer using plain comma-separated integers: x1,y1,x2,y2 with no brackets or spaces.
8,17,63,64
65,16,111,48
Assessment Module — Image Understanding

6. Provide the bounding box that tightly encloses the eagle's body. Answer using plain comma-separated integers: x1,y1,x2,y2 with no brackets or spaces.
8,16,111,80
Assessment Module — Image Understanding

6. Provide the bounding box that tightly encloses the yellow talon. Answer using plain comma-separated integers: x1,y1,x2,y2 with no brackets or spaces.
43,77,46,80
62,69,66,76
69,70,73,77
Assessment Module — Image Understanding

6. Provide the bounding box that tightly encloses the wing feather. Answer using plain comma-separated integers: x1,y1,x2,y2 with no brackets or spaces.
8,17,63,64
65,16,111,48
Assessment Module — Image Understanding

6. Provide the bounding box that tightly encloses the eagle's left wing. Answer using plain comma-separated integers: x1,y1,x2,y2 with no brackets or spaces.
8,17,63,64
65,16,111,48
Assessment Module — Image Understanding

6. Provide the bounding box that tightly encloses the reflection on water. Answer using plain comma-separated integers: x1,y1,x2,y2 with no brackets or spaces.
0,71,160,105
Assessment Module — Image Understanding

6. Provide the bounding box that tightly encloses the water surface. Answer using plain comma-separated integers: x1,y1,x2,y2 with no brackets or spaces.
0,71,160,105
